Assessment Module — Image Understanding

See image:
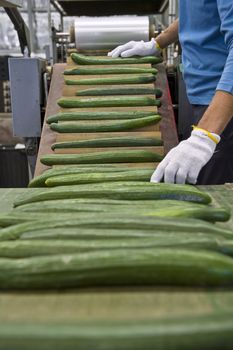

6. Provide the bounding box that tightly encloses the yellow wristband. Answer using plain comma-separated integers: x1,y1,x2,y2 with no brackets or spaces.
155,41,162,51
192,125,220,144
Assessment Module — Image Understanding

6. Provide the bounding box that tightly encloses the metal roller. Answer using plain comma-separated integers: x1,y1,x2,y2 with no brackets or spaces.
71,16,150,51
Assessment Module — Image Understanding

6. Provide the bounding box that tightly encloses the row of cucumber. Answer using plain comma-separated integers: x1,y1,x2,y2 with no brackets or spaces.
1,53,232,346
2,54,232,291
47,112,163,152
0,185,233,288
54,54,163,153
2,173,232,290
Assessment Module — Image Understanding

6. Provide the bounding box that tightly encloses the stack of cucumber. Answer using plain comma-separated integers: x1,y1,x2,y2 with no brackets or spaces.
0,54,232,291
0,172,231,289
1,54,232,350
48,53,164,161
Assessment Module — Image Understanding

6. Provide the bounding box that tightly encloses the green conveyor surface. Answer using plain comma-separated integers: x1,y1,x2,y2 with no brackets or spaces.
0,185,232,347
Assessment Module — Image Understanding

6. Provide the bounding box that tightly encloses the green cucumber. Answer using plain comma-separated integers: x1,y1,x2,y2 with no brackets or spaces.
71,53,163,65
145,206,230,222
0,215,232,241
12,199,230,223
15,198,160,210
65,75,156,85
1,235,233,258
45,170,153,186
0,204,230,228
57,96,161,108
18,227,231,241
64,66,158,75
14,182,212,206
15,198,230,222
40,150,164,166
76,87,163,97
51,136,163,150
50,115,161,133
1,313,233,349
17,198,207,212
47,111,158,124
29,166,131,187
0,248,233,289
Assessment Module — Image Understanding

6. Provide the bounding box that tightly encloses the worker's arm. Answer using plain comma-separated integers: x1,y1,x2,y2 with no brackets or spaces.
156,18,179,49
198,91,233,134
150,0,233,185
108,19,179,58
150,91,232,184
199,0,233,134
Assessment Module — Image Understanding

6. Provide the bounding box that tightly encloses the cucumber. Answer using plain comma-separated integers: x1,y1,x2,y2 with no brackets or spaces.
15,198,159,210
14,182,212,207
12,199,230,223
57,96,161,108
0,235,233,258
0,248,233,289
29,166,131,187
65,75,156,85
45,170,153,186
15,198,230,223
0,214,231,240
50,115,161,133
76,87,163,97
1,313,233,349
64,66,158,75
1,313,233,350
47,111,158,124
18,227,230,241
40,150,164,166
145,206,230,222
51,136,163,150
71,53,163,65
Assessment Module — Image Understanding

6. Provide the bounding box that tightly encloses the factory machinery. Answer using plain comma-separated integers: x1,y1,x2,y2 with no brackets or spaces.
0,0,180,186
0,1,233,349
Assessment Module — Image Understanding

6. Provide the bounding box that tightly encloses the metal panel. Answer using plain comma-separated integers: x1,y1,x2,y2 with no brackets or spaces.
8,58,46,137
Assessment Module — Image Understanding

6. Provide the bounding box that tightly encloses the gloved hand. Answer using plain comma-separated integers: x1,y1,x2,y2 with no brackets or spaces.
108,38,161,58
150,128,221,184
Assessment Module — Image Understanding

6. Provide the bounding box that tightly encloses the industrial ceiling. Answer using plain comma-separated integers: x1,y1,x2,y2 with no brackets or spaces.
54,0,168,16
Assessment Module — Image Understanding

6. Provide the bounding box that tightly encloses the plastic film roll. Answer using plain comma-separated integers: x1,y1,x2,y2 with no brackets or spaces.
74,16,149,51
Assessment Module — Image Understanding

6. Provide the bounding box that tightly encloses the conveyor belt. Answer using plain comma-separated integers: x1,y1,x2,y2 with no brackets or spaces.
35,62,178,176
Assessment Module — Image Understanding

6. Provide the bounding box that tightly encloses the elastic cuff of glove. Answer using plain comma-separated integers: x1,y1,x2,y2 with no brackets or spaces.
192,125,221,144
151,38,162,52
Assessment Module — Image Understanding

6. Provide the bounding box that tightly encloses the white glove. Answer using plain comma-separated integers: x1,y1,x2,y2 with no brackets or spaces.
108,38,161,58
150,129,221,184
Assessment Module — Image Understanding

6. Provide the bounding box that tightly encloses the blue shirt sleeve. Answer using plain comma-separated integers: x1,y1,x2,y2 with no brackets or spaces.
216,0,233,94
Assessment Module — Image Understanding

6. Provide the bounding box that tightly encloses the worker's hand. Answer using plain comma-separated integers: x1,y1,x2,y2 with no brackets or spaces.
150,129,221,184
108,38,161,58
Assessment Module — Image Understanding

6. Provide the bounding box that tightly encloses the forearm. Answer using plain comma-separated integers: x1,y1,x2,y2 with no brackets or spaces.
156,19,179,49
197,90,233,134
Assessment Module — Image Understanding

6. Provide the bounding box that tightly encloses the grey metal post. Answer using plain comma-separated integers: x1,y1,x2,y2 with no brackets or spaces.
47,0,54,65
27,0,36,53
167,0,176,66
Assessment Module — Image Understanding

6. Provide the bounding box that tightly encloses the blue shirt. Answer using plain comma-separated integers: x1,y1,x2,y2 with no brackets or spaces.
179,0,233,105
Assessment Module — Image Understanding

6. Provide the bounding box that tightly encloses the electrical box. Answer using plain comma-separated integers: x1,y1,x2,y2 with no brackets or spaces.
8,57,46,137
